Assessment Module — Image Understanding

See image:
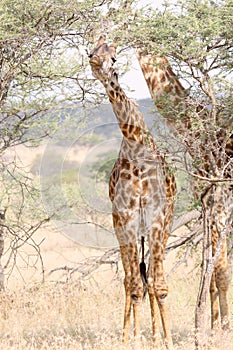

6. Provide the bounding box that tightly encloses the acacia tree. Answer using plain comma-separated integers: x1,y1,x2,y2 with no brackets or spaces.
0,0,116,287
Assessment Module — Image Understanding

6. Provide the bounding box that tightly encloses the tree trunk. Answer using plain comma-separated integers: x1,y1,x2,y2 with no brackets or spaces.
195,187,214,349
195,185,229,349
0,230,4,290
0,210,5,290
195,262,213,349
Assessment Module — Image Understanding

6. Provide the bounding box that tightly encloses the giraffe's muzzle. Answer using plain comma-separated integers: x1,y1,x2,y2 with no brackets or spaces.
89,55,101,67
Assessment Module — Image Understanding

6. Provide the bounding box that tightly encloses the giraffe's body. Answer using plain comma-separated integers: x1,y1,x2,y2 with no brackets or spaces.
137,51,232,330
89,38,176,349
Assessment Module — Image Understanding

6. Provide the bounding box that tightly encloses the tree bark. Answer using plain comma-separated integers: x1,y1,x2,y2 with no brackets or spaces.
195,185,228,349
195,186,214,349
0,210,5,291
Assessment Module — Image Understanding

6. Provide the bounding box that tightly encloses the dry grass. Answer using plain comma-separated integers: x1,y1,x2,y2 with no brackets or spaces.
0,271,232,350
1,223,232,350
1,225,232,350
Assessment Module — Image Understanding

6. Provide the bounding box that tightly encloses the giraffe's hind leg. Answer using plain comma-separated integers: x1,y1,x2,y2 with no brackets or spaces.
147,274,161,348
211,267,230,331
147,266,173,350
149,236,173,349
123,276,132,343
127,242,144,342
157,294,173,350
119,245,132,344
120,244,143,344
212,236,230,330
113,211,143,343
210,273,220,329
216,267,230,330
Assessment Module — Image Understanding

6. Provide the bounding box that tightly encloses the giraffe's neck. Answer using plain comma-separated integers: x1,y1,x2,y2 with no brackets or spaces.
138,51,233,172
95,66,158,160
137,52,190,131
138,53,186,99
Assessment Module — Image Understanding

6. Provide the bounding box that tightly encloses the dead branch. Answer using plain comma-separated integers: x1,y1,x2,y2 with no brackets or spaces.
48,248,120,282
171,209,201,233
167,224,203,252
48,210,203,281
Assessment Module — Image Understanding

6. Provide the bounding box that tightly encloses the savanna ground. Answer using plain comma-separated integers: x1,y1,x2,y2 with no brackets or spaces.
0,145,232,350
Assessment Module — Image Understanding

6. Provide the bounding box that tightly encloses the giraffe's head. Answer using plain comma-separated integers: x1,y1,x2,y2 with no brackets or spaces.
89,37,117,82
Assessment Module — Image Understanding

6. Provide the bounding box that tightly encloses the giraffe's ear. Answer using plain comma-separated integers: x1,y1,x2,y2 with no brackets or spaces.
97,36,105,46
109,44,117,59
109,42,117,50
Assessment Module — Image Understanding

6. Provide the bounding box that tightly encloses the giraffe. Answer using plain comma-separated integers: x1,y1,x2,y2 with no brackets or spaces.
89,37,176,349
136,50,232,330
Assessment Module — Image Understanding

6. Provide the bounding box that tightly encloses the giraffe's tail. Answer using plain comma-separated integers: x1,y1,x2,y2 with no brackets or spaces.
140,236,148,300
